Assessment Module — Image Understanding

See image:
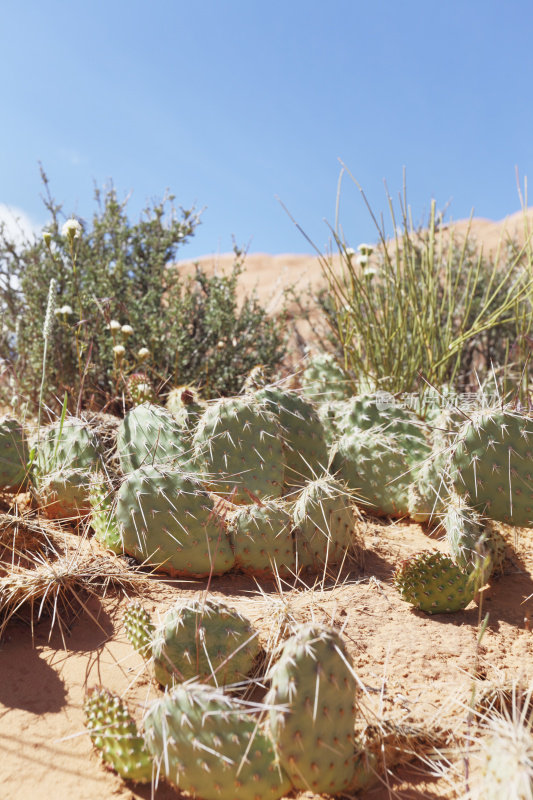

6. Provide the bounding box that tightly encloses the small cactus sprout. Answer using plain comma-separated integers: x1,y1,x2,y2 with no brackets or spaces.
89,475,122,553
266,622,358,793
124,597,260,687
144,683,291,800
165,384,205,435
84,687,153,783
126,373,155,406
393,550,476,614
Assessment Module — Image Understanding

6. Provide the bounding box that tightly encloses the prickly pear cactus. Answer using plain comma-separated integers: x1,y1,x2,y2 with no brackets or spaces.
335,393,431,468
477,714,533,800
266,622,358,793
116,402,192,474
242,364,270,392
32,418,105,519
166,385,205,435
444,498,508,578
407,456,451,523
89,476,122,552
33,417,104,476
84,687,152,783
227,500,295,577
35,467,94,519
139,598,261,687
115,464,235,576
316,400,346,447
300,352,351,402
123,601,155,659
144,683,291,800
331,429,413,517
0,416,29,490
292,475,362,572
393,550,476,614
192,396,284,504
255,386,329,486
450,408,533,526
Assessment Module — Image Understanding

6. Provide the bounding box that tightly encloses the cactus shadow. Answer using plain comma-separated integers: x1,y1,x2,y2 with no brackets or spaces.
0,626,67,713
129,780,184,799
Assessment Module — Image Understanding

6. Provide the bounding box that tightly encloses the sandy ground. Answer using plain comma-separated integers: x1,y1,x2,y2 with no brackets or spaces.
0,506,531,800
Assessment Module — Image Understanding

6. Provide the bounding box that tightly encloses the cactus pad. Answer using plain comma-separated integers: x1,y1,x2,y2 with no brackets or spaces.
0,417,29,490
84,687,152,783
193,396,284,504
115,464,235,576
227,501,295,577
116,402,191,474
266,622,358,793
144,683,291,800
393,550,476,614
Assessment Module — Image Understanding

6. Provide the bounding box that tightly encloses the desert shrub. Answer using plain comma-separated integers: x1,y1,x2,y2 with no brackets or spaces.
0,169,287,412
317,170,533,395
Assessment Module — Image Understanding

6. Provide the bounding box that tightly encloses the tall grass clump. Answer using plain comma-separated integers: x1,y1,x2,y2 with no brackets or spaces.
0,168,286,411
314,167,533,395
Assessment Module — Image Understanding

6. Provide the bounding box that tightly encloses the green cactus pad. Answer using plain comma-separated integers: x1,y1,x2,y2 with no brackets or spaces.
33,418,104,481
192,396,284,504
255,386,329,487
292,475,361,572
144,683,291,800
149,598,260,687
0,417,29,491
300,352,351,402
450,408,533,526
331,429,413,517
335,393,431,469
393,550,476,614
84,687,152,783
115,464,235,576
227,501,295,578
116,402,192,474
89,476,122,552
123,601,155,660
34,467,94,520
266,622,358,793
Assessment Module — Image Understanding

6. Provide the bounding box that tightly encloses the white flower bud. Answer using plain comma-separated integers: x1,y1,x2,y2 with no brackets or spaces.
61,218,82,240
109,320,121,332
60,305,73,316
43,231,52,247
113,344,125,359
137,347,150,361
121,324,134,337
357,242,374,256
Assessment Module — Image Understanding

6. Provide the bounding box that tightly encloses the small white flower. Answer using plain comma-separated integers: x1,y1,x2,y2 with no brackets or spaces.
357,254,369,266
113,344,126,358
109,320,121,332
54,308,63,318
137,347,150,361
345,247,356,257
61,218,82,240
121,324,134,337
358,242,374,255
217,340,225,349
60,304,73,316
43,231,52,247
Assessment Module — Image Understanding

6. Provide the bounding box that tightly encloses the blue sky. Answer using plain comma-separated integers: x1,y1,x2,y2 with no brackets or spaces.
2,0,533,259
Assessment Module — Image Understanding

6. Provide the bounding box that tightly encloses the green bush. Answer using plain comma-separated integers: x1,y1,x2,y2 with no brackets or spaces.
317,170,533,395
0,169,287,412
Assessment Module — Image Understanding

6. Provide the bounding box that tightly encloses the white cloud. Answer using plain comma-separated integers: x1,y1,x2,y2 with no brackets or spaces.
0,204,42,245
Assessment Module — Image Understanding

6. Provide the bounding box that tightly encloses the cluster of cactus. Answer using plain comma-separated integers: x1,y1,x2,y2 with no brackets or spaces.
85,617,365,798
31,417,105,519
300,351,352,402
